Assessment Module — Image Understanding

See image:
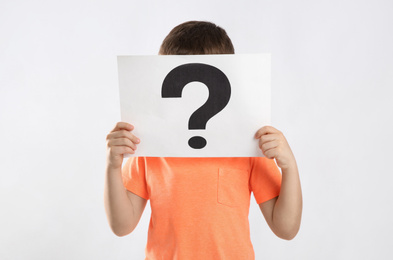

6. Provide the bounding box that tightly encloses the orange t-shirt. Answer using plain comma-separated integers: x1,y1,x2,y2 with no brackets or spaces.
122,157,282,260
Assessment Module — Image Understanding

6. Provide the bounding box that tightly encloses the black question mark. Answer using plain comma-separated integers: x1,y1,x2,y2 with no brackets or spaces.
162,63,231,149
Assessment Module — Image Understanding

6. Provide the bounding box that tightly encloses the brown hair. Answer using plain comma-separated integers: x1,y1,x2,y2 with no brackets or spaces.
159,21,235,55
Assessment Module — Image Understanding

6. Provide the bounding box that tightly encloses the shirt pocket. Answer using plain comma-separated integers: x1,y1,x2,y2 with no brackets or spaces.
217,168,250,207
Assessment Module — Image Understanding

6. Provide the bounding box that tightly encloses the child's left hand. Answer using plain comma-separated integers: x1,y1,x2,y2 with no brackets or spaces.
254,126,296,170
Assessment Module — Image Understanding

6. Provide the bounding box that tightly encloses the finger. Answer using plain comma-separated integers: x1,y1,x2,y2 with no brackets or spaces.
116,130,140,144
111,122,134,133
107,137,137,150
261,140,279,153
264,148,278,160
255,126,281,139
259,133,279,145
107,130,140,144
109,145,135,155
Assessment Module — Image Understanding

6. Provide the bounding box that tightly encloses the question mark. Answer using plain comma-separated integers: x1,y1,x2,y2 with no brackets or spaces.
162,63,231,149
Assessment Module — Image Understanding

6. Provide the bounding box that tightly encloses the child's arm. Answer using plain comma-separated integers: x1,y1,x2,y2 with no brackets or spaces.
255,126,303,240
104,122,147,236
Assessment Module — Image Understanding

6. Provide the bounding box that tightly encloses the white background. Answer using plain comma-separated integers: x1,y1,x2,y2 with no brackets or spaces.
1,0,392,259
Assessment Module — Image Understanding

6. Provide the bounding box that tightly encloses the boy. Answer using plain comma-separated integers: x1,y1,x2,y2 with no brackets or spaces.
105,21,302,259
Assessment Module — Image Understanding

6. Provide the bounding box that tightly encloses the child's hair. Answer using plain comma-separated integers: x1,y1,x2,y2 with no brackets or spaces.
159,21,235,55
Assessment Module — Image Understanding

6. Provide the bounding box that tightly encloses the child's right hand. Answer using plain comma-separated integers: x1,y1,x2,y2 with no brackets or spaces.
106,122,140,170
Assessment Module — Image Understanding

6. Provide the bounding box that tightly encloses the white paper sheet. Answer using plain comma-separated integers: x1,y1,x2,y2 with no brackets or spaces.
117,54,271,157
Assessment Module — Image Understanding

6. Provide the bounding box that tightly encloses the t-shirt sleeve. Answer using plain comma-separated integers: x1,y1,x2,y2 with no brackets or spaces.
121,157,149,200
249,157,282,205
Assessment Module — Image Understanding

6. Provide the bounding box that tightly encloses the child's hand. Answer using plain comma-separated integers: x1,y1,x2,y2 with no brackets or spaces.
106,122,140,170
255,126,296,170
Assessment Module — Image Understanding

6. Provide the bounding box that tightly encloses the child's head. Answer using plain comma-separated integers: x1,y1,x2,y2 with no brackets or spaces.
159,21,234,55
